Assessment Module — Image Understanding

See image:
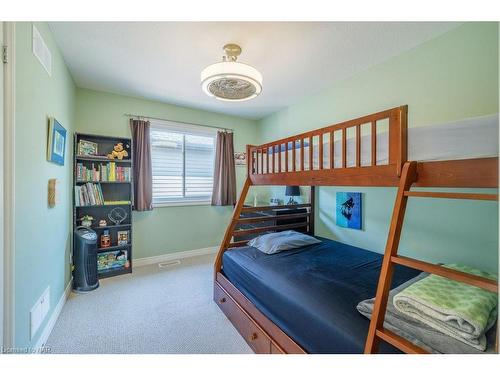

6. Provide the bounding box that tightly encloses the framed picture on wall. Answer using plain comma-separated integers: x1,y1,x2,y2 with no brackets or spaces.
336,192,362,230
234,152,246,166
47,117,67,166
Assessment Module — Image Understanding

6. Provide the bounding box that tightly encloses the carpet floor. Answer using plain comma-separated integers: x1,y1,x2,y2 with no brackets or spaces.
46,254,252,354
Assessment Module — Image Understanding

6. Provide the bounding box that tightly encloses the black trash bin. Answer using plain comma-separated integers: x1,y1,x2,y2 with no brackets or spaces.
73,226,99,292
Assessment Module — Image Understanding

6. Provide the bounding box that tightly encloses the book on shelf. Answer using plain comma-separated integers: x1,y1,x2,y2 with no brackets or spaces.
97,249,128,271
109,162,116,181
75,183,105,206
103,200,131,205
76,162,131,183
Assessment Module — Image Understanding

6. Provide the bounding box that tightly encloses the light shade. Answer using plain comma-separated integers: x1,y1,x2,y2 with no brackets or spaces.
285,186,300,197
201,61,263,102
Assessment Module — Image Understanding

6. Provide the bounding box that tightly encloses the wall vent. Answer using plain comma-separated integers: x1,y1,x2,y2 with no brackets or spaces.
32,24,52,76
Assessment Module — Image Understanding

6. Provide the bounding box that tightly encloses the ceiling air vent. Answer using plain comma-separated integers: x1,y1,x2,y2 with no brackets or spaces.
32,24,52,76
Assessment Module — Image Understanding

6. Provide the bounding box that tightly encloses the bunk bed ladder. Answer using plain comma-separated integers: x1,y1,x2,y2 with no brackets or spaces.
214,176,252,275
364,161,499,354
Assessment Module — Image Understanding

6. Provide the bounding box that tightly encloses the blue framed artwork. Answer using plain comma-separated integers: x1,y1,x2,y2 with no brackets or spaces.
47,117,67,166
336,192,362,229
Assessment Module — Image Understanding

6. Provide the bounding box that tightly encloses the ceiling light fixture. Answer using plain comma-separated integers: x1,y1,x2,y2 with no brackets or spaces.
201,44,263,102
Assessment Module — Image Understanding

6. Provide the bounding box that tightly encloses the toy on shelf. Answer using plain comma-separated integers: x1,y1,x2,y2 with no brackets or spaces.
100,229,111,248
98,219,107,227
107,143,129,160
79,215,94,228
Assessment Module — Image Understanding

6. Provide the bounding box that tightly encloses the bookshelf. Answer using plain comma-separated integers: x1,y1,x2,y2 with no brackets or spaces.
73,132,134,279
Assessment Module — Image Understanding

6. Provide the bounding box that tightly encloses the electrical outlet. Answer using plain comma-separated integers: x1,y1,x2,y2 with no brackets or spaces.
30,287,50,339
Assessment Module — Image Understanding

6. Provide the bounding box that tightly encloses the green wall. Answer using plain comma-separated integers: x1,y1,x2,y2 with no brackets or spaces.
256,22,499,273
14,22,76,347
74,89,259,259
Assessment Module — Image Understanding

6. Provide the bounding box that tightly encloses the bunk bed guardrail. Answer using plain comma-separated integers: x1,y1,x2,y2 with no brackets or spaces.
246,105,408,186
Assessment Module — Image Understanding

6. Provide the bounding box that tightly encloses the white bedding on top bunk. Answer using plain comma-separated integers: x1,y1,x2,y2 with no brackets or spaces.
258,114,498,172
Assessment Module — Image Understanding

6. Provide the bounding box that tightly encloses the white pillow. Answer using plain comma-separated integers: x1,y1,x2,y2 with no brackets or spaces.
247,230,321,255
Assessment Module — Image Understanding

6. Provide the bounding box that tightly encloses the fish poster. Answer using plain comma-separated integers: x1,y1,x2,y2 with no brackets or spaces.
336,192,362,229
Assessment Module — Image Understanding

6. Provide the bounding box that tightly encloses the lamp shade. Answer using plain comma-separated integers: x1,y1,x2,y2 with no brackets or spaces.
201,44,263,102
200,61,263,102
285,186,300,197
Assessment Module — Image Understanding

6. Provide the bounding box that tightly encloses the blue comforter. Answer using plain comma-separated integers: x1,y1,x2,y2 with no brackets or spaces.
222,237,420,353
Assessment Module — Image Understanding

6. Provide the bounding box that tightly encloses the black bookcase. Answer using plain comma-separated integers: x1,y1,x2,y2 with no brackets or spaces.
73,133,134,279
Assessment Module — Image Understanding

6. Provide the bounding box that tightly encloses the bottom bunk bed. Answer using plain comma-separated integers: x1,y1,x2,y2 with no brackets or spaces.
219,238,420,354
215,237,498,354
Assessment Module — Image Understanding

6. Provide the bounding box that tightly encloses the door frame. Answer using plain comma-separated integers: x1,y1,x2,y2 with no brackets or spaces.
2,21,15,349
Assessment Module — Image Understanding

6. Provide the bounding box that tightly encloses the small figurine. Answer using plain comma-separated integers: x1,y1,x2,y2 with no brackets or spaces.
116,250,127,261
98,219,107,227
100,229,111,248
107,143,129,160
79,215,94,228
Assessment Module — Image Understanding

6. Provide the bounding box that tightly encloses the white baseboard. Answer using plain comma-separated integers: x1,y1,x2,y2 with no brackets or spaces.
134,246,219,268
34,278,72,353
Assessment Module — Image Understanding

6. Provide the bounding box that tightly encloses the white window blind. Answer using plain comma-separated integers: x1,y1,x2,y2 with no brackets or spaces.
150,120,216,206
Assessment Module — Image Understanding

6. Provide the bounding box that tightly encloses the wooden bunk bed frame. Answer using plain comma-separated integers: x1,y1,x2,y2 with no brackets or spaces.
213,106,499,354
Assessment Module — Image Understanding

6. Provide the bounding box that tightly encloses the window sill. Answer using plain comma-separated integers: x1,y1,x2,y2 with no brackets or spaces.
153,200,212,208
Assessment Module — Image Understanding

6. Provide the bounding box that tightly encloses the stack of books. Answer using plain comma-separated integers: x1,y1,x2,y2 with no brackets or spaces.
75,183,105,206
76,162,131,182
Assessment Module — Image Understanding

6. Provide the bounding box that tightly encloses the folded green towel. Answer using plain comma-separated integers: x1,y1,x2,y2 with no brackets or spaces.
393,264,498,351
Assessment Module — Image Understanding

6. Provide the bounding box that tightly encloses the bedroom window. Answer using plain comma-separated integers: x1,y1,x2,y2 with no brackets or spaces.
150,120,216,207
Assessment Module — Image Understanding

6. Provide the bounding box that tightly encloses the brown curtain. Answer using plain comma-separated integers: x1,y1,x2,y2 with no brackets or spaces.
130,119,153,211
212,131,236,206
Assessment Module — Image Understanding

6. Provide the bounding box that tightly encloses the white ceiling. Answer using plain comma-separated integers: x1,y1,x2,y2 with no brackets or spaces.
49,22,460,120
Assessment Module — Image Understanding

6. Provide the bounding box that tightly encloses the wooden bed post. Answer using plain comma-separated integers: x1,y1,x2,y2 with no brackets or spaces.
214,177,252,275
388,105,408,177
309,186,315,235
364,161,418,354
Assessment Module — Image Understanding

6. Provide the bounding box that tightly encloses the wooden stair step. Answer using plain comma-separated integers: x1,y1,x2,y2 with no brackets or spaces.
391,255,498,293
375,328,429,354
404,191,498,201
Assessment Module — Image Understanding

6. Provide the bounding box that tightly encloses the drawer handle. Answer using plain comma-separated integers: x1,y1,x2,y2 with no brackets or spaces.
249,332,258,341
219,297,227,304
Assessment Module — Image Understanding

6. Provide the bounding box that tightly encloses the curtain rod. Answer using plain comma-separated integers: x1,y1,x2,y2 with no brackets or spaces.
124,113,234,132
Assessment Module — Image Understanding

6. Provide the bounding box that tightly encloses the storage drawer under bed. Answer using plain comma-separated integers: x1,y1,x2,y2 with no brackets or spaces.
214,282,272,353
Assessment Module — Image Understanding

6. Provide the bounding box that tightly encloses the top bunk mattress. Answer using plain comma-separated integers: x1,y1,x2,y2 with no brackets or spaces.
222,238,421,353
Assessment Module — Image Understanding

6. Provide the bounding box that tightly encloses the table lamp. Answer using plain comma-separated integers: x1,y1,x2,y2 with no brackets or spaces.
285,186,300,205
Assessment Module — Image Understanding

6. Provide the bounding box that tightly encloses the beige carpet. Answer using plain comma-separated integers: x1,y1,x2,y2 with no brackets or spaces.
46,254,252,353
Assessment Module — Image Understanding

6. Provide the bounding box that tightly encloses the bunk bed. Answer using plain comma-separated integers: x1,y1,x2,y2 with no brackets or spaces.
213,106,499,354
